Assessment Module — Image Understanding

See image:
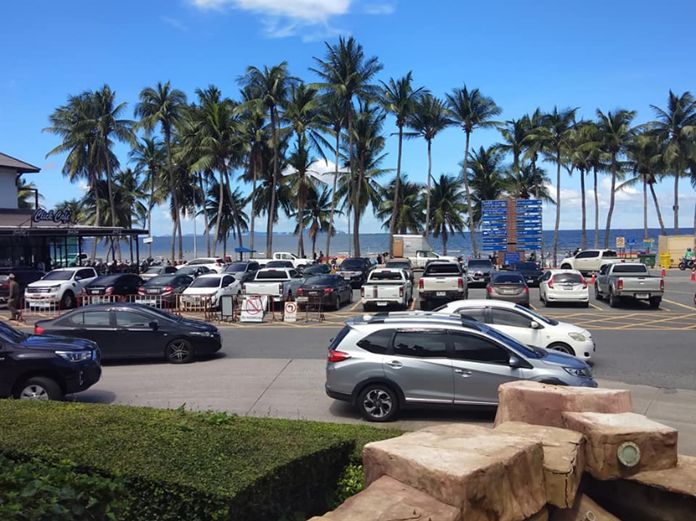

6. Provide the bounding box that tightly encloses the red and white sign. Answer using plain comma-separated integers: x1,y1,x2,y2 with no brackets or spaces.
240,295,267,323
284,301,298,322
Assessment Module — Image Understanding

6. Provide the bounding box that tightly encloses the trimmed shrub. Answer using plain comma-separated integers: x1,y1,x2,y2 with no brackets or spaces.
0,400,400,520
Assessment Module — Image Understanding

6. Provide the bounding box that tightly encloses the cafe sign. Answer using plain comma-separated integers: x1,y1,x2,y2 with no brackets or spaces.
32,208,72,225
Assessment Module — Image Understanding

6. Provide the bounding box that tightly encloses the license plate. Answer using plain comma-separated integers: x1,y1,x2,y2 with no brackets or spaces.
436,291,446,296
90,290,100,295
342,274,351,279
636,293,649,299
563,286,573,290
309,291,321,296
147,289,159,294
376,302,388,306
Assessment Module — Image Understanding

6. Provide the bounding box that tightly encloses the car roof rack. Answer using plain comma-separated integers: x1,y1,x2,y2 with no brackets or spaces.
347,311,483,329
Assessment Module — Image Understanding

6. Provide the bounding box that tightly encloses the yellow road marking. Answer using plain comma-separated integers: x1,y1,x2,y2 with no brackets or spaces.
613,313,694,330
409,299,416,311
662,298,695,311
529,303,537,310
349,300,361,311
588,302,603,310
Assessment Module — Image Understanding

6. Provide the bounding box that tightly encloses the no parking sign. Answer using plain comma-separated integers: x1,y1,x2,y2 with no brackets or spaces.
240,295,267,323
284,301,297,322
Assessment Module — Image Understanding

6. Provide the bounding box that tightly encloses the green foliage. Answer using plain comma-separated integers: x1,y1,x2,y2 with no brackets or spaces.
0,400,400,521
330,464,365,507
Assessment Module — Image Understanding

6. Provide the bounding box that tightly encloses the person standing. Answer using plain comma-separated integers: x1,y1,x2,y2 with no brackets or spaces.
8,274,21,321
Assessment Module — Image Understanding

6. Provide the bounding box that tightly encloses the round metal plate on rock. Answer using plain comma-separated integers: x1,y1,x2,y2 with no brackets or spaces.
617,441,641,467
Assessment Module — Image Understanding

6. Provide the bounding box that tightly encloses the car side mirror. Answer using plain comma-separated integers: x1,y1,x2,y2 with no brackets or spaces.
531,321,541,329
509,354,525,369
149,321,159,331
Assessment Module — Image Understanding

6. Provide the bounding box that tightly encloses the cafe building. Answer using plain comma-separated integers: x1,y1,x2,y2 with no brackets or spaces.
0,152,147,269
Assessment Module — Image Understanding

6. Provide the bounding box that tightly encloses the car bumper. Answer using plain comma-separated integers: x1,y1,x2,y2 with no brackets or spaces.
64,361,102,394
487,293,529,305
25,296,60,307
362,298,404,308
546,289,589,302
420,290,466,301
192,335,223,356
325,385,351,402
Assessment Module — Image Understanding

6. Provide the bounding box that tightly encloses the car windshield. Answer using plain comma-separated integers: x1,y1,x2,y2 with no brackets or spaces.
340,260,364,270
483,326,542,359
468,260,492,268
370,271,403,281
147,275,177,286
304,265,329,274
611,264,648,274
425,263,460,275
493,274,524,284
514,262,539,271
515,304,559,326
189,277,221,288
145,267,161,274
304,275,335,285
553,273,583,284
0,321,26,343
90,275,121,285
255,270,288,280
226,263,248,272
42,270,74,281
385,262,410,269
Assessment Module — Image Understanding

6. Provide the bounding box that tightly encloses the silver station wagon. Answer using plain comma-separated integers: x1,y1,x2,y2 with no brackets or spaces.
325,312,597,422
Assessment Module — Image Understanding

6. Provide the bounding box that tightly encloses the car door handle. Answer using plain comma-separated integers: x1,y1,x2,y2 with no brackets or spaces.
454,368,473,377
386,360,403,368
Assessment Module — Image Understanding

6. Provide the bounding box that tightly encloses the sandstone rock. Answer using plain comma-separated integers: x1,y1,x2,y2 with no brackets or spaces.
628,454,696,496
495,381,632,428
418,423,491,437
495,421,585,508
526,508,549,521
311,475,461,521
363,430,546,521
549,493,620,521
562,412,677,479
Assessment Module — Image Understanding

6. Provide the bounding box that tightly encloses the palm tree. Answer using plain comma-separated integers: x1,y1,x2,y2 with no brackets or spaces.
239,62,293,256
531,107,577,263
429,174,467,254
505,163,554,202
446,86,501,258
375,175,425,234
407,94,452,237
294,186,337,257
205,181,249,253
55,199,84,224
129,137,166,258
466,146,507,227
496,118,528,185
312,36,383,256
380,72,425,252
16,178,41,209
596,109,636,247
284,136,316,256
650,90,696,233
564,122,599,249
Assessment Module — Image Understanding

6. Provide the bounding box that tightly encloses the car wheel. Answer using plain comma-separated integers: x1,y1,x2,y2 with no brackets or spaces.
60,291,75,309
583,301,590,308
420,300,429,311
609,290,619,308
560,263,572,269
16,377,63,401
594,284,603,301
357,384,399,422
333,295,341,311
166,338,195,364
649,296,661,309
547,342,575,356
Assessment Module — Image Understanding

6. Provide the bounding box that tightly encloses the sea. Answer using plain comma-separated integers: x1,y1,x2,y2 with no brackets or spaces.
117,227,690,261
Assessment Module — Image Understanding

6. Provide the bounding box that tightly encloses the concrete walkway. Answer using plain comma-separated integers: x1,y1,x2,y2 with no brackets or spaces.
77,358,696,456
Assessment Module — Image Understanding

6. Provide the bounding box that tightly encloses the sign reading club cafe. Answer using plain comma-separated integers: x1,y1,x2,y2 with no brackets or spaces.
31,208,72,225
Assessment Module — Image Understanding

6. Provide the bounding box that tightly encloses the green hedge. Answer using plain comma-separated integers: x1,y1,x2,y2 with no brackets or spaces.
0,401,400,521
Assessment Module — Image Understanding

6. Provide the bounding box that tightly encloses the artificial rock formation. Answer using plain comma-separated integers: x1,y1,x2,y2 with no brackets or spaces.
562,411,678,479
494,421,586,508
495,381,632,428
549,494,620,521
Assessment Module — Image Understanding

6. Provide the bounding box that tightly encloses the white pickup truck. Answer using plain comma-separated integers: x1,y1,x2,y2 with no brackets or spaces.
242,268,304,302
559,249,619,274
361,268,413,311
418,261,468,310
594,262,664,308
409,250,459,270
253,252,314,269
24,267,99,309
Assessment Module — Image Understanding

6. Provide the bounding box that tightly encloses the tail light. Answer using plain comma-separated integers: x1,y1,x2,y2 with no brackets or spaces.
323,287,334,295
242,284,247,294
660,278,664,291
162,286,173,295
278,283,283,295
34,325,45,335
105,286,114,295
617,279,623,290
580,277,587,289
328,349,351,363
418,279,424,289
548,277,555,288
486,285,493,294
138,287,146,295
399,286,404,297
360,287,365,298
523,286,529,293
457,277,464,289
297,287,305,296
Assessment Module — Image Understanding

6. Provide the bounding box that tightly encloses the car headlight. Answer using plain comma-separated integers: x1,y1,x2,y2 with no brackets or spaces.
190,331,215,337
568,332,588,342
55,350,92,362
563,366,592,378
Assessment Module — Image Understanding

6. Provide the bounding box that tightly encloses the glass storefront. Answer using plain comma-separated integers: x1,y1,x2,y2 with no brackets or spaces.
0,234,81,269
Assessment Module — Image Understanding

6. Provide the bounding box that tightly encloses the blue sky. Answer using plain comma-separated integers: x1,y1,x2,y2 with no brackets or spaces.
2,0,695,235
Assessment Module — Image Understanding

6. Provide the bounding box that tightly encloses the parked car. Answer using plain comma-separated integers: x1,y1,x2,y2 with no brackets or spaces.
224,261,260,284
0,320,100,400
34,304,221,363
140,265,178,281
384,258,414,282
504,261,543,287
361,268,413,311
243,268,304,302
253,252,313,269
180,273,241,310
297,275,353,310
409,250,459,270
325,313,596,421
594,262,664,308
559,249,619,274
136,273,194,308
0,268,44,305
265,260,295,269
82,273,144,301
185,257,226,273
25,267,99,309
338,258,372,288
301,263,331,278
418,261,467,310
177,265,212,278
466,259,495,286
539,269,589,307
434,299,596,360
486,271,530,306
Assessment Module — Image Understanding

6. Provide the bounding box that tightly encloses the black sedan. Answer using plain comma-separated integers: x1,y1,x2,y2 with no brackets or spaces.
296,275,353,310
136,273,193,308
34,304,222,363
0,320,100,400
83,273,143,300
505,261,544,287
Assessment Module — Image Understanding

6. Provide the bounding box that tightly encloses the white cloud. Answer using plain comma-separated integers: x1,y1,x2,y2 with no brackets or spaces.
282,159,349,185
362,2,395,15
161,16,188,31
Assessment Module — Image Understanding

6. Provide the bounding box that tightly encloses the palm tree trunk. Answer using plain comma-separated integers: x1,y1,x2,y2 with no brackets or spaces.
353,149,364,257
296,179,306,257
443,227,448,255
311,231,317,258
424,139,433,238
580,168,587,249
213,171,225,256
249,151,259,256
348,111,361,258
325,130,340,258
223,170,244,253
268,106,279,257
105,160,121,261
593,166,600,248
461,132,478,258
199,173,210,256
604,159,618,248
388,125,404,255
673,168,680,233
643,175,648,240
91,174,99,261
552,151,561,265
649,181,666,235
165,132,179,263
147,170,156,259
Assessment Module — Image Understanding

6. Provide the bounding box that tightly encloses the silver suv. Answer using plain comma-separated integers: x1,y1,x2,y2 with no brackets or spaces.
325,312,597,422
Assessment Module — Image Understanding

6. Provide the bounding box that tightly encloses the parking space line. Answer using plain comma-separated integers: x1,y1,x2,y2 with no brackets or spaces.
662,298,695,311
613,313,694,330
409,299,416,311
588,302,603,310
349,300,361,311
528,304,537,311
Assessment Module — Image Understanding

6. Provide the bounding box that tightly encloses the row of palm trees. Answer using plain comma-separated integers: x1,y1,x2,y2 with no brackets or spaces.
43,36,696,262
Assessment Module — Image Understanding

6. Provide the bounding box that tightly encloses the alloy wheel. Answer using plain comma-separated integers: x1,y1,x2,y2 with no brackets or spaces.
20,384,49,400
362,389,393,419
166,339,193,363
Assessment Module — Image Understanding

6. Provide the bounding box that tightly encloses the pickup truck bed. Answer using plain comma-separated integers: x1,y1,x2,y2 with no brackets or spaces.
362,269,412,311
418,262,467,310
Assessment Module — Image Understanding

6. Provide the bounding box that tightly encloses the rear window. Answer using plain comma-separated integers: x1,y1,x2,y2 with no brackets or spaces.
513,262,539,270
424,263,461,275
493,274,525,284
553,273,583,283
304,275,336,285
267,261,293,268
147,275,177,285
603,250,618,257
385,261,410,269
611,264,648,274
468,260,492,268
189,277,221,288
255,270,289,280
227,263,249,271
340,260,366,270
369,270,403,281
329,326,351,350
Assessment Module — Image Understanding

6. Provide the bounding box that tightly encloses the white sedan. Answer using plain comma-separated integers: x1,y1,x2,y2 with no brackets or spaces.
180,273,240,310
435,299,596,361
539,269,589,307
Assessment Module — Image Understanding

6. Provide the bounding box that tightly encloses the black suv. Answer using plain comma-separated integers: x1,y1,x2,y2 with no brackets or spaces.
338,258,372,288
0,321,101,400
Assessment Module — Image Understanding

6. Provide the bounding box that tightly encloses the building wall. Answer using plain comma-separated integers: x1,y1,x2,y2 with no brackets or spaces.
0,167,18,209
